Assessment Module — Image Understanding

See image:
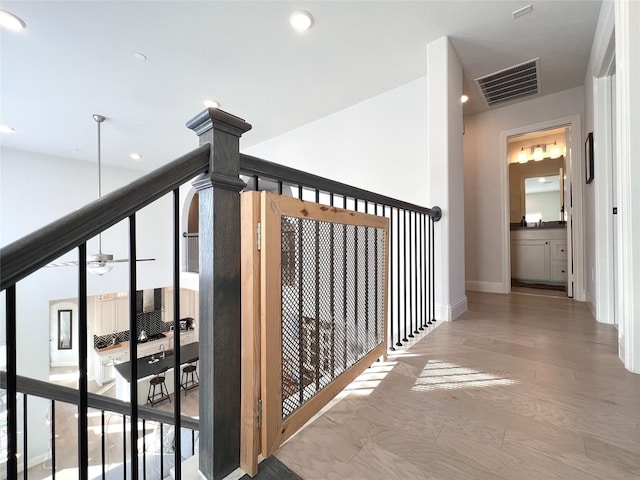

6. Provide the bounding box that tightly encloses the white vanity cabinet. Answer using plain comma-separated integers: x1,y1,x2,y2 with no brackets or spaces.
511,228,567,284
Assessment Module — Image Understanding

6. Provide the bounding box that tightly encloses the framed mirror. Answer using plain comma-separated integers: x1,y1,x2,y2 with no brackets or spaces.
58,309,72,350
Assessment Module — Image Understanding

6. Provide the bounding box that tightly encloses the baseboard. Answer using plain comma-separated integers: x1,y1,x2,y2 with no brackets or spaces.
50,361,78,368
436,295,468,321
465,280,507,294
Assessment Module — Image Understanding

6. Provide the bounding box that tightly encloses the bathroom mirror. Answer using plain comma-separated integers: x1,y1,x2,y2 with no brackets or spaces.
509,156,565,224
524,174,561,223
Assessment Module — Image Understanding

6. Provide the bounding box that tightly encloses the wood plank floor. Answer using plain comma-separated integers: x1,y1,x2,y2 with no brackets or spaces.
273,291,640,480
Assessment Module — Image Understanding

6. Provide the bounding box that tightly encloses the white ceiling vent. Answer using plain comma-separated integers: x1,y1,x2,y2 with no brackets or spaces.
475,58,540,107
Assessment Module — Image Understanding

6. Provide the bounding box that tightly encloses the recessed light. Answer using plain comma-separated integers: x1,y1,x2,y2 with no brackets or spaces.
460,94,469,104
0,9,27,31
134,52,147,61
289,10,313,31
130,153,142,160
0,123,15,134
204,99,220,109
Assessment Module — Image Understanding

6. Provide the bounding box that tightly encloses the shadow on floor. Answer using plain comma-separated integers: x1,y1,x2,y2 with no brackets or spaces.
239,456,303,480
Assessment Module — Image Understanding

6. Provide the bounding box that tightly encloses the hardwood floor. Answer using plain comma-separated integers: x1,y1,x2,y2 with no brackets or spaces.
273,291,640,480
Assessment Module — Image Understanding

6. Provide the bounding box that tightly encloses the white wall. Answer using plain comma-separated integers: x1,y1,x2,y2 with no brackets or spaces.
243,76,429,206
426,36,466,320
463,86,584,292
1,146,177,464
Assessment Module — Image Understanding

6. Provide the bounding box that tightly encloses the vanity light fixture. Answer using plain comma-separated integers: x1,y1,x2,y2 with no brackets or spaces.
461,94,469,104
549,141,561,159
533,145,545,161
0,9,26,31
518,147,528,163
289,10,313,31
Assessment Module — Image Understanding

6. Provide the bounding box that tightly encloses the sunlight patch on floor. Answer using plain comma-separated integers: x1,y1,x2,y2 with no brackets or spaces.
412,359,518,392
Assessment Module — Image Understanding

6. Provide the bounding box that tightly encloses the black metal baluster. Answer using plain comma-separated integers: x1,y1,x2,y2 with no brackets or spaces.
408,211,414,338
389,206,395,350
431,216,436,323
414,212,420,334
127,216,138,480
402,210,409,343
253,175,259,191
51,400,56,480
365,223,370,350
142,419,146,480
413,212,424,334
78,243,89,480
160,423,164,480
330,192,336,378
192,430,195,456
314,201,320,392
101,411,105,479
23,394,27,480
6,285,17,480
422,214,428,328
342,199,348,369
298,185,303,200
374,209,379,346
418,213,424,331
172,189,182,480
122,414,126,480
396,208,402,347
298,217,305,406
428,215,432,325
278,180,283,195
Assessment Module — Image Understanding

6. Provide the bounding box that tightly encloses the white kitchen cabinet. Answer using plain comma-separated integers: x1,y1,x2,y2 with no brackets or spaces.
97,347,130,386
511,228,567,284
115,297,130,332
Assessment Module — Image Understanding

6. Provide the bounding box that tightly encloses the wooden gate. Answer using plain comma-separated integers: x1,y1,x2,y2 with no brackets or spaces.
240,191,389,476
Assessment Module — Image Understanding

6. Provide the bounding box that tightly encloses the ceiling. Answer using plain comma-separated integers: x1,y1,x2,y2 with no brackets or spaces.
1,1,601,171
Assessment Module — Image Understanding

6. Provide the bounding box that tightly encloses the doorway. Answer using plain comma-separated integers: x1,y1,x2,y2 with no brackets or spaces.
500,115,584,300
507,128,571,297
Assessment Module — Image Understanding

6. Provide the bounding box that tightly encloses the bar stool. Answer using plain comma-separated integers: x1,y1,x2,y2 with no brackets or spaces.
147,367,171,407
181,358,199,395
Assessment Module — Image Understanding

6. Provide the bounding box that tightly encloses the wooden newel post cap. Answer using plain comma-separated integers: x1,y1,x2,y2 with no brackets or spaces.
186,107,252,137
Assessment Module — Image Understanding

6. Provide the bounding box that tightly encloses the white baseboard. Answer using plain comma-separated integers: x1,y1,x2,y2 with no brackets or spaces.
436,295,468,321
50,361,78,368
465,280,507,294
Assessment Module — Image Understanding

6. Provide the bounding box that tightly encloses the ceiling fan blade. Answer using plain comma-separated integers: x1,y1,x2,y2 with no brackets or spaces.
108,258,156,263
45,261,80,268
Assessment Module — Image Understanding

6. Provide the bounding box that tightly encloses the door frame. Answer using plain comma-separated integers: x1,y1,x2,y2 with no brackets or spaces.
500,115,585,300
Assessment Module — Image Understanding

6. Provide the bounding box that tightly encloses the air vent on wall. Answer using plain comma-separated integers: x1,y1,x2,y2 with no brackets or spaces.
475,58,540,107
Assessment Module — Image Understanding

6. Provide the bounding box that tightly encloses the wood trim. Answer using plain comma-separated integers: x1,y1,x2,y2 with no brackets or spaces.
278,343,386,447
259,191,390,457
240,192,262,476
260,191,284,457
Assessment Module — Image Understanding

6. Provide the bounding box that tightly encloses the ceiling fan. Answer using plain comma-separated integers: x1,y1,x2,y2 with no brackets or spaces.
46,114,155,275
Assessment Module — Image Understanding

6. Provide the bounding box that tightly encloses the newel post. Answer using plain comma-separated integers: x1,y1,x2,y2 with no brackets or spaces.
187,108,252,479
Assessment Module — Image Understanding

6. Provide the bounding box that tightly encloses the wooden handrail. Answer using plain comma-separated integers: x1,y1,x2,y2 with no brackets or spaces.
0,144,210,291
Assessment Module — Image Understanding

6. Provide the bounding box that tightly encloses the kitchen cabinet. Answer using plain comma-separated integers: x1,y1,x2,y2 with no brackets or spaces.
96,347,129,386
95,293,129,335
511,228,567,284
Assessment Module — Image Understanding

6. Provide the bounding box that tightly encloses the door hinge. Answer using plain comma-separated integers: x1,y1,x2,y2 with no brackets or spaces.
257,222,262,251
257,399,263,429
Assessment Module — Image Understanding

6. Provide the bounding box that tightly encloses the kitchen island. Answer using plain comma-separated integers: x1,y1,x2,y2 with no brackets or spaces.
114,342,199,403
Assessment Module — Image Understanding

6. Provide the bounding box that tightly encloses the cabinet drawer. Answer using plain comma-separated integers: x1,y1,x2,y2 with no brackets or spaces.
551,260,568,282
551,241,567,261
